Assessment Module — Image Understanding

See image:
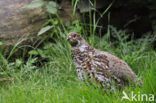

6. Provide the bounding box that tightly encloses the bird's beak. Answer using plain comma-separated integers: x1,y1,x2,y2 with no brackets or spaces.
67,35,71,41
66,37,69,41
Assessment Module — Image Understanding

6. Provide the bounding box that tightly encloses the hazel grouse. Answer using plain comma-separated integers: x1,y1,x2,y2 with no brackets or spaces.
67,32,142,90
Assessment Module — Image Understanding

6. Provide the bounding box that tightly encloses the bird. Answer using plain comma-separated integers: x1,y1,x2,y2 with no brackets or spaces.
67,32,142,90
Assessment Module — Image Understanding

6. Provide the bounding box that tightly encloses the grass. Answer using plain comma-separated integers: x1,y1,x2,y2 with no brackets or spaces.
0,1,156,102
0,29,156,103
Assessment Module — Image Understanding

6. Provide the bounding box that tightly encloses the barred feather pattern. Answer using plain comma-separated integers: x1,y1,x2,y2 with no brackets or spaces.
72,44,113,90
67,32,141,90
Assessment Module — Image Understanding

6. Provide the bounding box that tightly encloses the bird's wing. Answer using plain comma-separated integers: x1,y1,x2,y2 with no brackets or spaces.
104,51,137,84
92,53,109,70
93,51,136,84
91,53,111,79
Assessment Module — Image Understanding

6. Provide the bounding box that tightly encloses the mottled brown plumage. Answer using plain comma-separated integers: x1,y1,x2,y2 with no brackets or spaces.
67,32,142,90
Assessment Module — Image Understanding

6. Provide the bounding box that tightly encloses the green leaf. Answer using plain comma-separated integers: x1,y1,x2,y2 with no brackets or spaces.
37,49,46,58
28,50,38,55
46,1,58,14
24,1,44,9
38,26,53,36
53,20,58,25
15,59,23,67
0,42,3,46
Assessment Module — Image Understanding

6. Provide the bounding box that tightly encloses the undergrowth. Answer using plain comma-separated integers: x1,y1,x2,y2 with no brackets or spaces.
0,0,156,103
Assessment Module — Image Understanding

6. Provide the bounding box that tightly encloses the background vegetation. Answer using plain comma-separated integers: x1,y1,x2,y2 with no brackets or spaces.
0,0,156,103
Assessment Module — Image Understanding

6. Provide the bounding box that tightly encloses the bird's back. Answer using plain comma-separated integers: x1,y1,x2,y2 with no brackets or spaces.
95,50,137,85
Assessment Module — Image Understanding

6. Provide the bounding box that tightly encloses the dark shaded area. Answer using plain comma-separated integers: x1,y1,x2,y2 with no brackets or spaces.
76,0,156,38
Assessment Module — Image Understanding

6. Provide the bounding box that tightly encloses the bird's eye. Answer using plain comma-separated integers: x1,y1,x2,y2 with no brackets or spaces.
73,34,77,38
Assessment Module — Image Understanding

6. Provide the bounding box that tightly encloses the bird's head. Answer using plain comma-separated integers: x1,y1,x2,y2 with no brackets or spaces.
67,32,85,47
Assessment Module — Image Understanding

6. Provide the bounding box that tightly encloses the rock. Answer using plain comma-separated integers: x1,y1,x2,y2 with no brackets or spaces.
0,0,48,48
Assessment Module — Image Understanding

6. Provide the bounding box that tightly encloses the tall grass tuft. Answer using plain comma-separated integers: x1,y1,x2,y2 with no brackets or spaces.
0,0,156,103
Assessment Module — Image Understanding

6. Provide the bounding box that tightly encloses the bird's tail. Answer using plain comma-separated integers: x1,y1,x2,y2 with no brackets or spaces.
138,79,143,87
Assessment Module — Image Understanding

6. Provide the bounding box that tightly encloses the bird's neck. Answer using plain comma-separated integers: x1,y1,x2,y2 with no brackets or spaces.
72,42,94,53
